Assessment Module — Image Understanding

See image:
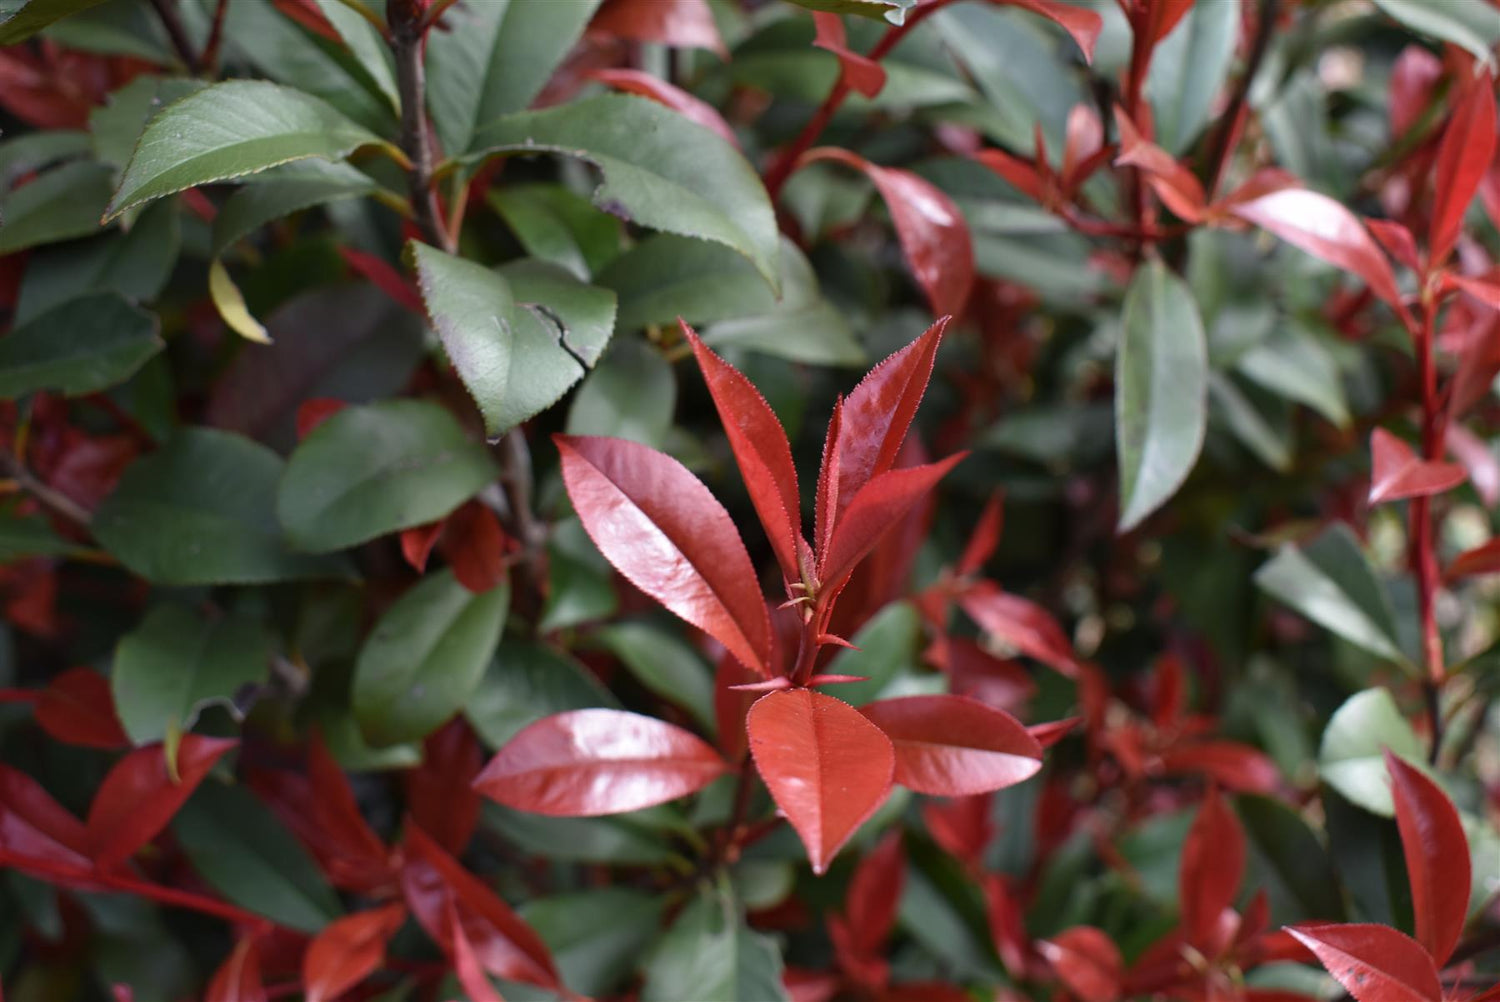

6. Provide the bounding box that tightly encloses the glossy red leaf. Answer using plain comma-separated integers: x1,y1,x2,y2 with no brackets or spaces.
1230,189,1404,312
1180,787,1244,950
1007,0,1102,61
1158,741,1280,794
588,0,725,56
0,763,90,865
1285,923,1441,1002
974,148,1047,203
32,667,128,750
587,69,738,145
844,829,904,955
1446,272,1500,312
746,688,895,875
684,323,805,583
959,582,1080,677
1386,751,1470,966
1447,537,1500,580
819,455,964,590
304,733,392,889
407,719,483,856
812,12,885,98
400,520,444,574
205,936,267,1002
956,491,1004,577
303,904,406,1002
448,897,507,1002
1038,926,1122,1002
1369,427,1466,505
473,709,726,816
1430,71,1497,264
805,149,974,319
400,823,559,989
440,502,510,594
861,695,1042,796
1390,46,1443,140
556,434,772,675
984,874,1031,976
86,735,236,868
1114,108,1206,222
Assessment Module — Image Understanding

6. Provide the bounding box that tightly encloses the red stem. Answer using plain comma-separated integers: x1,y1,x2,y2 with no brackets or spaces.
0,688,38,705
0,848,274,929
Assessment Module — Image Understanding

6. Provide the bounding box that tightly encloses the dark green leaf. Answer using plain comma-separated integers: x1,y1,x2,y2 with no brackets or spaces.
276,399,497,552
0,159,113,254
488,184,623,280
313,0,399,112
1236,325,1350,428
105,80,388,221
0,292,160,399
172,783,341,933
1318,688,1425,816
1254,525,1405,662
90,77,205,173
824,601,921,707
0,508,76,562
212,160,379,255
537,517,618,633
111,604,272,745
465,640,616,749
1236,794,1345,921
0,0,108,44
641,886,789,1002
94,428,348,585
1371,0,1500,63
521,889,663,998
352,570,509,747
1145,0,1238,155
483,803,676,865
566,339,675,448
1116,259,1208,531
1209,373,1292,472
469,95,780,292
595,621,715,730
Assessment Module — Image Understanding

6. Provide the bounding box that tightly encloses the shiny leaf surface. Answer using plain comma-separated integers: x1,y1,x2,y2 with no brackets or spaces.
861,695,1042,796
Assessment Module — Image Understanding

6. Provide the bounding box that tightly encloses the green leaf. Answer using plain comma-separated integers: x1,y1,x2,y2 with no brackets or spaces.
824,601,921,707
94,428,348,585
313,0,399,111
90,77,206,174
1209,373,1291,473
566,339,676,448
488,184,622,280
1371,0,1500,64
1236,325,1350,428
1235,794,1345,921
0,159,113,254
0,130,91,177
594,621,715,730
427,0,603,157
0,292,160,399
465,641,616,749
105,80,388,221
352,570,509,747
111,604,272,745
469,95,780,292
1145,0,1238,155
0,507,77,562
412,245,616,438
1115,259,1208,531
1254,524,1405,662
172,783,341,933
483,803,676,865
538,516,618,632
276,399,498,552
641,887,790,1002
781,0,917,24
0,0,108,44
1318,688,1425,816
520,889,664,999
212,160,379,255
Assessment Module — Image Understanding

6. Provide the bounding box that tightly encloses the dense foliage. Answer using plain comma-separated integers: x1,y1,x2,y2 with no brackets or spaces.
0,0,1498,999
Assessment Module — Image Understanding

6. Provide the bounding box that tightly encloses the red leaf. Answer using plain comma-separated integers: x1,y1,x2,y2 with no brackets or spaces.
883,983,976,1002
338,247,423,314
305,733,393,890
33,667,128,750
925,795,994,871
86,736,236,868
1386,751,1470,966
400,520,444,574
205,936,267,1002
400,823,559,989
1369,427,1466,505
684,323,805,583
1446,272,1500,312
1430,71,1497,264
1447,422,1500,507
588,0,726,56
1158,741,1280,794
1038,926,1122,1002
746,688,894,874
473,709,726,816
861,695,1042,796
812,12,886,98
1230,189,1404,312
956,491,1004,577
1062,104,1105,186
556,434,773,675
407,719,483,856
1390,46,1443,140
959,582,1080,677
974,148,1048,203
714,654,762,760
843,829,904,955
984,874,1031,976
295,398,346,441
587,69,739,145
818,456,965,589
111,987,133,1002
303,904,407,1002
448,898,507,1002
942,638,1036,713
0,764,90,865
1028,717,1081,749
1180,787,1244,950
1367,219,1421,273
805,149,974,319
440,502,511,594
1447,537,1500,580
1114,108,1206,222
1285,923,1441,1002
1006,0,1102,61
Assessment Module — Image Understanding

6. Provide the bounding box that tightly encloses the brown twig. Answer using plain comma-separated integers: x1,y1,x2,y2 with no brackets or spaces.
0,451,92,529
148,0,200,74
388,0,454,253
200,0,231,77
1202,0,1280,198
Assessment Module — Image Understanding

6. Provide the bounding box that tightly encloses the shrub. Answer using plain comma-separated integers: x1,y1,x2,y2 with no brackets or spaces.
0,0,1497,999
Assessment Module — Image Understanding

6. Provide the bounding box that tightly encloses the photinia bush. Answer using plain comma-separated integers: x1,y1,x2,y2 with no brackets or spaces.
0,0,1497,1000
